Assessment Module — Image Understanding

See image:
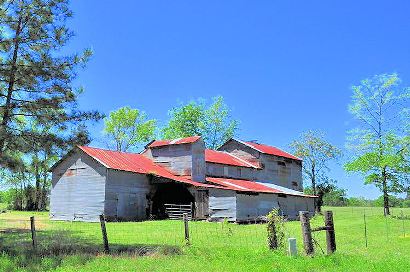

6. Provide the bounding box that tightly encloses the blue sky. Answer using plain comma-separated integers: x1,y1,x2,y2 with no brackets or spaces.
66,1,410,199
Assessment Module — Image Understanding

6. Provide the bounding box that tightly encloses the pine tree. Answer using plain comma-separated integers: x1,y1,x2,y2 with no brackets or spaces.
0,0,101,169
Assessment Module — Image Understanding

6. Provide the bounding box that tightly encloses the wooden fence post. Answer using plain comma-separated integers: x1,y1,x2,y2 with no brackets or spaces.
324,211,336,254
30,216,37,251
183,213,190,245
99,215,110,254
299,211,314,255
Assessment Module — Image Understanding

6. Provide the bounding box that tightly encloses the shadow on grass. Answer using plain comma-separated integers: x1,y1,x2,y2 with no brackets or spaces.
0,228,181,272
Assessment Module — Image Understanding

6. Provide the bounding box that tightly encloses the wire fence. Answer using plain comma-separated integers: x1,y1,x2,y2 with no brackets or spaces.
0,207,408,257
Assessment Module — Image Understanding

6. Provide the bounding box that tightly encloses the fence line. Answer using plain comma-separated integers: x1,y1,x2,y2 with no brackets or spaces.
0,207,408,257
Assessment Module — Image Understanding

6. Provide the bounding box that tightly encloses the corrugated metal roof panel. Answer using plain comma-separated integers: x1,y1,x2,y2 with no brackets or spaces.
205,149,260,168
78,146,212,188
206,177,281,194
256,182,317,198
148,136,201,148
241,140,301,161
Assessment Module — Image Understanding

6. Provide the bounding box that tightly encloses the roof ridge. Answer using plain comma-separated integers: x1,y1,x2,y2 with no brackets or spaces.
78,145,140,155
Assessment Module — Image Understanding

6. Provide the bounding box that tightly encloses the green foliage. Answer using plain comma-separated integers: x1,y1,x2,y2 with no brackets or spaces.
103,106,156,152
0,0,102,170
347,197,374,207
0,207,410,271
162,96,238,149
290,130,341,212
345,73,410,214
266,209,286,250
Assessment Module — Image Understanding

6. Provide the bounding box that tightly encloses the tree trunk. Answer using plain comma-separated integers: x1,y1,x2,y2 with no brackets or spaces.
311,165,318,213
0,15,22,158
34,164,41,211
382,168,390,216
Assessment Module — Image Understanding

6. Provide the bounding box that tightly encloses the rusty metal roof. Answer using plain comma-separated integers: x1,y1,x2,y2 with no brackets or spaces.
238,140,301,161
205,149,260,168
148,136,201,148
207,177,316,197
78,146,212,188
206,177,281,193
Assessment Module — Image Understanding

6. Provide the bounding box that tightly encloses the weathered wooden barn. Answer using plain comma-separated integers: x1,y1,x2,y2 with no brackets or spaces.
50,136,315,222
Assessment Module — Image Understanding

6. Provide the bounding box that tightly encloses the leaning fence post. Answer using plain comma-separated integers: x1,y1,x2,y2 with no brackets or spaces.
299,211,314,255
30,216,37,251
183,213,190,245
99,214,110,254
324,211,336,254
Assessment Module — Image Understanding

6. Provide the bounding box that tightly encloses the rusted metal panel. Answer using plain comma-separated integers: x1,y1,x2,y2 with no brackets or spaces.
148,136,201,148
205,149,259,168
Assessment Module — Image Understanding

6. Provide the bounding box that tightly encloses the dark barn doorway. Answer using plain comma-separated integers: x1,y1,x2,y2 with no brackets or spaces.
151,183,195,219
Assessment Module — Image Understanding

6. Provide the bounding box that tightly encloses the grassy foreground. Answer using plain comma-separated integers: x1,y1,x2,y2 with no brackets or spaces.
0,207,409,272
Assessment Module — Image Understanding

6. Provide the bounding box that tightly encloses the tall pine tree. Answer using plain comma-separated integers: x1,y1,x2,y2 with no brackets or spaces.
0,0,101,169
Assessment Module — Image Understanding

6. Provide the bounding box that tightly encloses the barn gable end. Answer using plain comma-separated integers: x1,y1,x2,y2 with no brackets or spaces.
50,149,107,222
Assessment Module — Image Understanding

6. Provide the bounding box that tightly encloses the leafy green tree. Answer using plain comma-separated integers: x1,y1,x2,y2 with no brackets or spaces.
345,73,410,216
103,106,156,152
290,130,341,213
0,0,101,170
163,96,238,149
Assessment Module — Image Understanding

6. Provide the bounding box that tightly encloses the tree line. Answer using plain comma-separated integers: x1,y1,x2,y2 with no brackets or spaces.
1,1,409,215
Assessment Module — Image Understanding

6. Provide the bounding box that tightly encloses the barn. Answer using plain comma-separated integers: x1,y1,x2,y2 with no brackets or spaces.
50,136,315,222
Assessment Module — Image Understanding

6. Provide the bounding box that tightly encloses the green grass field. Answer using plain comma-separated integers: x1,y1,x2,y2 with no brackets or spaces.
0,207,409,272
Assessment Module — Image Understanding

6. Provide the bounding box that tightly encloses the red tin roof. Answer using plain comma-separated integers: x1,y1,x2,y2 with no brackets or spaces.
78,146,212,188
148,136,201,148
205,149,260,168
206,177,316,197
242,141,301,161
206,177,281,194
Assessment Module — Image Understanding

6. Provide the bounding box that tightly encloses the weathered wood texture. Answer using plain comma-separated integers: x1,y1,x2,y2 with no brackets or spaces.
325,211,336,254
30,216,37,250
183,213,190,245
189,189,209,219
299,211,314,255
164,203,192,220
50,150,106,222
100,215,110,254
